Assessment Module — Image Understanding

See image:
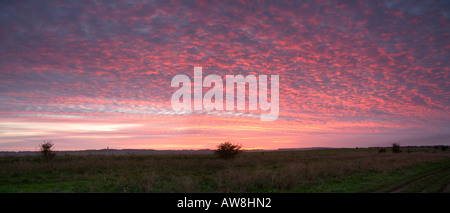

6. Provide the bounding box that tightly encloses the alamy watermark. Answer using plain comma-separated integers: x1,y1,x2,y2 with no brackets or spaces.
171,67,279,121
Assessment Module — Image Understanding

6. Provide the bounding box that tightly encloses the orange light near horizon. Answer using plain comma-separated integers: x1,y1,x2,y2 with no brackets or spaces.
241,147,266,150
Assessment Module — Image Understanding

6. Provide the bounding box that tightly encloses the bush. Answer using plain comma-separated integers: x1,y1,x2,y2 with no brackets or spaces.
378,147,387,153
214,141,242,160
441,146,448,152
392,143,401,153
40,141,56,161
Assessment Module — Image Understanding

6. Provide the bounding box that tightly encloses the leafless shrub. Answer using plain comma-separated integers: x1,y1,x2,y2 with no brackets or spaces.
214,141,242,160
40,140,56,161
392,143,401,153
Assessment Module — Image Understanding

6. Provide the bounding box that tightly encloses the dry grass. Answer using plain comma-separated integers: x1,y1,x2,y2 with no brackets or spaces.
213,150,450,192
0,148,449,192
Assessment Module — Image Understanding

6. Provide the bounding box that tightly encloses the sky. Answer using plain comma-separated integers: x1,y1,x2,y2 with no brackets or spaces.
0,0,449,151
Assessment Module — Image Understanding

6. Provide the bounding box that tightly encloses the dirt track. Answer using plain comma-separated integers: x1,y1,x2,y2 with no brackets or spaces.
389,165,450,193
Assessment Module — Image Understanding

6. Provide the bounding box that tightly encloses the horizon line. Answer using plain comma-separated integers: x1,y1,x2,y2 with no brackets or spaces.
1,144,448,153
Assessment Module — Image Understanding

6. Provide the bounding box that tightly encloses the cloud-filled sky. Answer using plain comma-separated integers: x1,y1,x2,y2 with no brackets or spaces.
1,0,449,151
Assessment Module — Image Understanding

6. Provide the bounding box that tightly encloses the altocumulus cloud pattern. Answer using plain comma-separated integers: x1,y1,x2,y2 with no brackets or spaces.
0,0,449,150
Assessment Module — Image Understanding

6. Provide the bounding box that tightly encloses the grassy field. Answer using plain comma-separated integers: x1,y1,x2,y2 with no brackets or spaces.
0,147,449,193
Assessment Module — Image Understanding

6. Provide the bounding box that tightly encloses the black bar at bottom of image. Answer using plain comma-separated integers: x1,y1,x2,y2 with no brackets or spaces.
2,193,447,211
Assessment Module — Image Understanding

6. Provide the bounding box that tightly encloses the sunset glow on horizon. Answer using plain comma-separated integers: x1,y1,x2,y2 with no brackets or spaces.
1,0,449,151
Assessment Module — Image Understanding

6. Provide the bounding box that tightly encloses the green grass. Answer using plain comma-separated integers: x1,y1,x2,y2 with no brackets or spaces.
0,148,449,193
286,158,450,193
